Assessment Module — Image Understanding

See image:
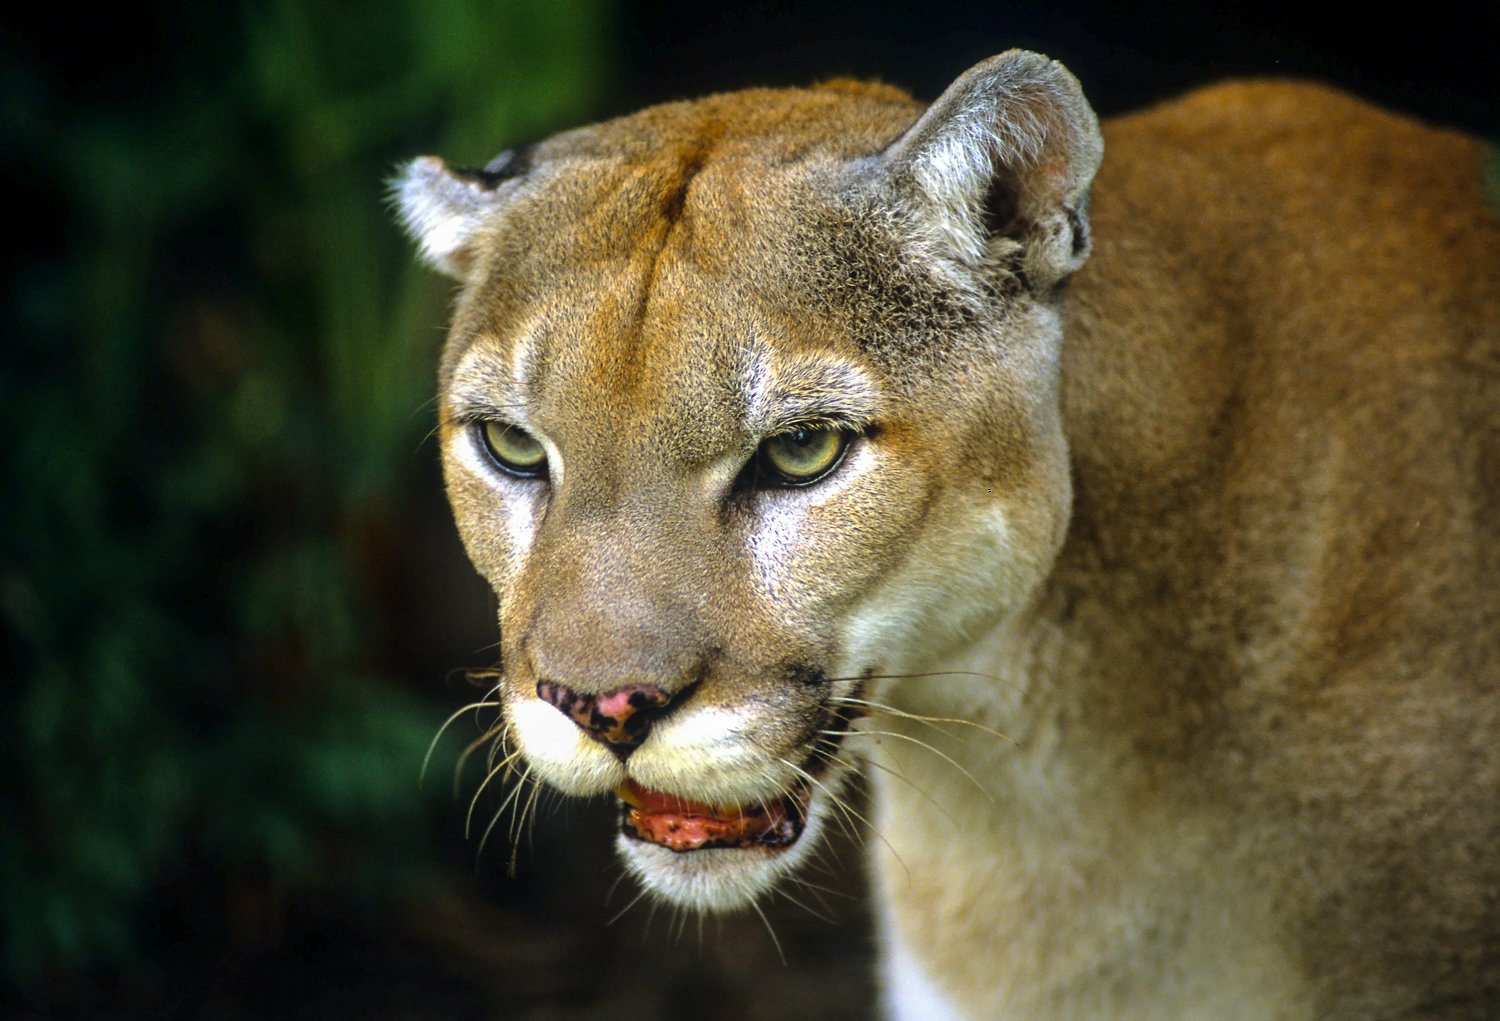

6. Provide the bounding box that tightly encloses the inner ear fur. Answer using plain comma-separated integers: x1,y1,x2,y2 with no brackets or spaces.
882,50,1104,291
392,154,519,281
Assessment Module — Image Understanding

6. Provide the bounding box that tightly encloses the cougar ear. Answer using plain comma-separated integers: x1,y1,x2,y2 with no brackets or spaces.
882,50,1103,291
391,148,531,280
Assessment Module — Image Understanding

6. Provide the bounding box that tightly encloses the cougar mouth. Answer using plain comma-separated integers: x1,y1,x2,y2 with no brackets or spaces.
617,779,812,852
615,695,859,856
609,699,863,911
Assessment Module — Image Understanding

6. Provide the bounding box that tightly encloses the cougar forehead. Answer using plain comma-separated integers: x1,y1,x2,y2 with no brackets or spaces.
437,80,1046,387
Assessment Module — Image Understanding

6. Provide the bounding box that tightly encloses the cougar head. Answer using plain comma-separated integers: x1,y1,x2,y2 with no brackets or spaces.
396,51,1101,910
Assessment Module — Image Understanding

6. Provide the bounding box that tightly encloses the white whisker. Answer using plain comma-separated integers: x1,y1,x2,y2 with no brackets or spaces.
747,897,786,966
838,749,957,827
476,764,531,859
606,885,652,927
832,694,1015,745
422,699,503,784
839,727,996,804
780,756,910,885
508,774,544,876
465,747,523,837
604,867,631,908
773,882,836,925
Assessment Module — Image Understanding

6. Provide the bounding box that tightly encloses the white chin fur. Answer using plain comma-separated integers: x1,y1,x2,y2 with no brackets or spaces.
616,783,837,912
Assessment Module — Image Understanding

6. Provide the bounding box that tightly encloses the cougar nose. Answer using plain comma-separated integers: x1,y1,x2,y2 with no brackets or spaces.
535,680,682,754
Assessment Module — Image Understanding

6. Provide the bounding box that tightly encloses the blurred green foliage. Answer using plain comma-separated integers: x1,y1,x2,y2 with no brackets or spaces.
1,0,608,989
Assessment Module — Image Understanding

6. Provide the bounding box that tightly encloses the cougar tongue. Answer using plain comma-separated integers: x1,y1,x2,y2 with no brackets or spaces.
617,780,801,852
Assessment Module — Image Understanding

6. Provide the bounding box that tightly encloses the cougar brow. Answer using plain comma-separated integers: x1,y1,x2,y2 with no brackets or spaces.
446,344,531,424
745,355,882,435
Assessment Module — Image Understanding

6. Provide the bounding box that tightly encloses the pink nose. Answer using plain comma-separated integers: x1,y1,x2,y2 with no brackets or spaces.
535,680,679,752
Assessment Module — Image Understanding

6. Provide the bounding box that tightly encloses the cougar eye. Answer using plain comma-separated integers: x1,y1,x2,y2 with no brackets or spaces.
756,427,850,486
477,421,547,477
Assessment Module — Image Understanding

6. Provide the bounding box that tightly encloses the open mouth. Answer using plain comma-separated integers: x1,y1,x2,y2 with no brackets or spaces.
617,779,812,853
612,691,862,859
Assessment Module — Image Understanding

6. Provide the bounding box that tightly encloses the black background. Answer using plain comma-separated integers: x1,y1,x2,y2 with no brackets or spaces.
610,0,1497,134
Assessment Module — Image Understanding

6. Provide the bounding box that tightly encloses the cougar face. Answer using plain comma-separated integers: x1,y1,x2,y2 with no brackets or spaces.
420,80,1081,908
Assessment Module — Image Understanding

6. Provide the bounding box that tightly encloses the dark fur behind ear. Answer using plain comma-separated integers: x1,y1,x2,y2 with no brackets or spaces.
881,50,1104,291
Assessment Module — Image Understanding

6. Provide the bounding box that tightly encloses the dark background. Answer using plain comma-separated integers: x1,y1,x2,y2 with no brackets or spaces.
612,0,1496,134
3,2,1494,1019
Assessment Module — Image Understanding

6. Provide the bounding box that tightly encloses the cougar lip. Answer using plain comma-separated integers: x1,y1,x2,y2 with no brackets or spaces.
616,779,812,853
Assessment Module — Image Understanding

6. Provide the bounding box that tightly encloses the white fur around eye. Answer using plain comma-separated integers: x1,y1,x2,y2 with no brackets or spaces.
449,428,547,557
747,441,873,590
501,481,541,554
749,500,806,590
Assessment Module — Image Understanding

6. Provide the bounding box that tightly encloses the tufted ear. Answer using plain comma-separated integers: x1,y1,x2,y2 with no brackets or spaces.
391,148,531,280
881,50,1103,292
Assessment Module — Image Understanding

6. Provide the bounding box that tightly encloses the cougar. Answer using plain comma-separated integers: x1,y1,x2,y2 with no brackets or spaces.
396,51,1500,1019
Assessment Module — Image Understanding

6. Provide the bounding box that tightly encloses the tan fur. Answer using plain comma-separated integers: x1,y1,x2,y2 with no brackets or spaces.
397,53,1500,1019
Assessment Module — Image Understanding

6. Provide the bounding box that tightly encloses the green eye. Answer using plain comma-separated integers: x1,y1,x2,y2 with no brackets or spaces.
478,421,547,477
757,427,850,486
